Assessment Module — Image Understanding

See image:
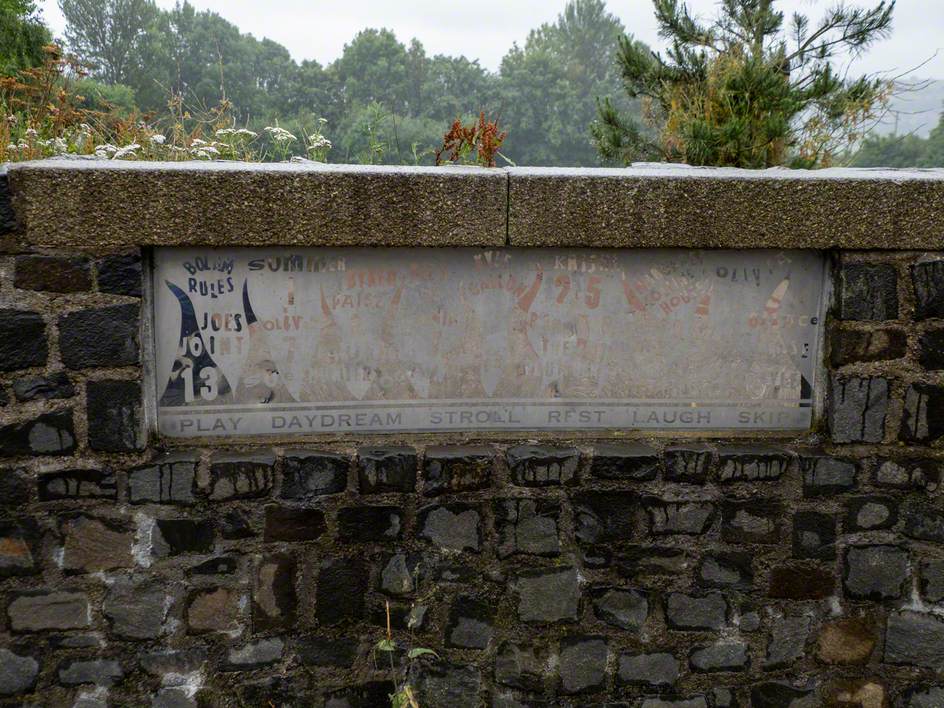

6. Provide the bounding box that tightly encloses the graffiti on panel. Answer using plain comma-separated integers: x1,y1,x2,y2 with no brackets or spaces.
152,248,826,436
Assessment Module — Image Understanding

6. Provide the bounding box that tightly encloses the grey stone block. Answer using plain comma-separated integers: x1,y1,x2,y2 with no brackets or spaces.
665,592,728,630
884,611,944,668
912,259,944,319
418,504,479,551
0,410,75,457
0,648,38,695
617,652,679,687
86,379,144,452
828,375,888,443
764,614,811,668
7,591,90,631
559,635,607,695
689,641,749,672
591,587,648,630
517,566,580,623
129,454,196,504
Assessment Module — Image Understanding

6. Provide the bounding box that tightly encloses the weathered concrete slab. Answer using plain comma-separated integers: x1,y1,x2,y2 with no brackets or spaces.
507,165,944,249
7,160,508,249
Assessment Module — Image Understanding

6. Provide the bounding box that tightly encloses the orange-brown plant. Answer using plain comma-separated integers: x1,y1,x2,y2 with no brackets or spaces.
435,112,507,167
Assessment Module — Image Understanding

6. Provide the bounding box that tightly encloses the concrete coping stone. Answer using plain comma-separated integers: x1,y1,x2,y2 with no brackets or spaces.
6,160,944,250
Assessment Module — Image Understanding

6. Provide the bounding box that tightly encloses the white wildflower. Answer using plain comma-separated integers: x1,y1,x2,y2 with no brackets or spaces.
112,143,140,159
190,138,208,147
236,128,257,138
95,143,118,155
215,128,236,137
317,117,328,125
149,134,166,145
264,126,296,143
24,127,37,138
308,135,331,149
6,143,17,151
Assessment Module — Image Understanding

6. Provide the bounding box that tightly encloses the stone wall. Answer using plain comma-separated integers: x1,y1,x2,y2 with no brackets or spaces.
1,162,944,708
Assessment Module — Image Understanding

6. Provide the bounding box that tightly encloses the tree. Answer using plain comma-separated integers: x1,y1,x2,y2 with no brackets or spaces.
499,0,630,166
593,0,895,167
59,0,156,85
853,110,944,167
0,0,51,75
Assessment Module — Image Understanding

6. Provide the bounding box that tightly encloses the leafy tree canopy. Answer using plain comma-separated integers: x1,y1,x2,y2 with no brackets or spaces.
0,0,51,75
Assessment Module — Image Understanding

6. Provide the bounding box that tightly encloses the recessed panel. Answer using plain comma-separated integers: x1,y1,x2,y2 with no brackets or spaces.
151,248,826,436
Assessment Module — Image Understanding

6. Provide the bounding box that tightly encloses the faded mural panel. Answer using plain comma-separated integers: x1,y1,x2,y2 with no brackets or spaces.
152,248,826,436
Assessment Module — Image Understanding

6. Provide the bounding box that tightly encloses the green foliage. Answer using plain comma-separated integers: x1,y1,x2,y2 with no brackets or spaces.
852,111,944,167
594,0,896,168
0,0,51,75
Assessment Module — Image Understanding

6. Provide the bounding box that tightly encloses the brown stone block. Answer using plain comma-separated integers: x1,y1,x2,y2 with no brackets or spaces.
817,618,877,665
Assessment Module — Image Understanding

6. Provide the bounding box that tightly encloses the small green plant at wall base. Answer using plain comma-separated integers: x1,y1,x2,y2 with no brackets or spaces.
374,600,438,708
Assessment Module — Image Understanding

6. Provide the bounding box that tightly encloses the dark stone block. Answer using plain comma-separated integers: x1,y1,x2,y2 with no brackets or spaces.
279,450,348,499
801,455,857,497
645,498,715,535
14,255,91,292
696,552,753,590
843,545,909,600
380,552,424,595
325,681,392,708
665,592,728,630
494,641,550,692
874,457,941,490
0,410,75,457
103,578,168,639
750,682,815,708
296,636,359,667
12,372,74,402
900,383,944,443
221,508,255,539
223,638,284,671
830,326,907,366
0,310,46,371
507,444,579,486
96,252,142,297
357,445,416,493
0,467,30,506
516,565,580,623
828,375,888,443
423,445,494,495
721,498,782,544
902,685,944,708
921,560,944,603
689,641,749,672
338,505,403,543
445,595,495,649
0,389,6,406
418,503,480,551
591,587,648,630
413,664,481,708
154,519,214,555
253,552,296,631
590,442,659,480
792,511,836,560
884,610,944,668
57,658,123,686
768,563,834,599
0,647,38,695
187,556,238,576
316,557,368,625
37,468,115,500
263,505,327,542
838,262,898,320
129,453,195,504
902,501,944,543
208,453,274,500
86,379,144,452
919,328,944,370
912,259,944,320
664,443,713,483
716,446,791,483
573,491,637,545
559,635,607,694
59,304,139,369
0,172,14,232
614,546,689,580
495,498,560,557
845,496,898,531
617,651,679,689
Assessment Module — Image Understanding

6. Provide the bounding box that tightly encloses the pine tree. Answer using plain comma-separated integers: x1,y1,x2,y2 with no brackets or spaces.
592,0,895,168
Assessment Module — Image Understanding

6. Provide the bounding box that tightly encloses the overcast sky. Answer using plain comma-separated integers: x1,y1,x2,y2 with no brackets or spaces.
36,0,943,79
